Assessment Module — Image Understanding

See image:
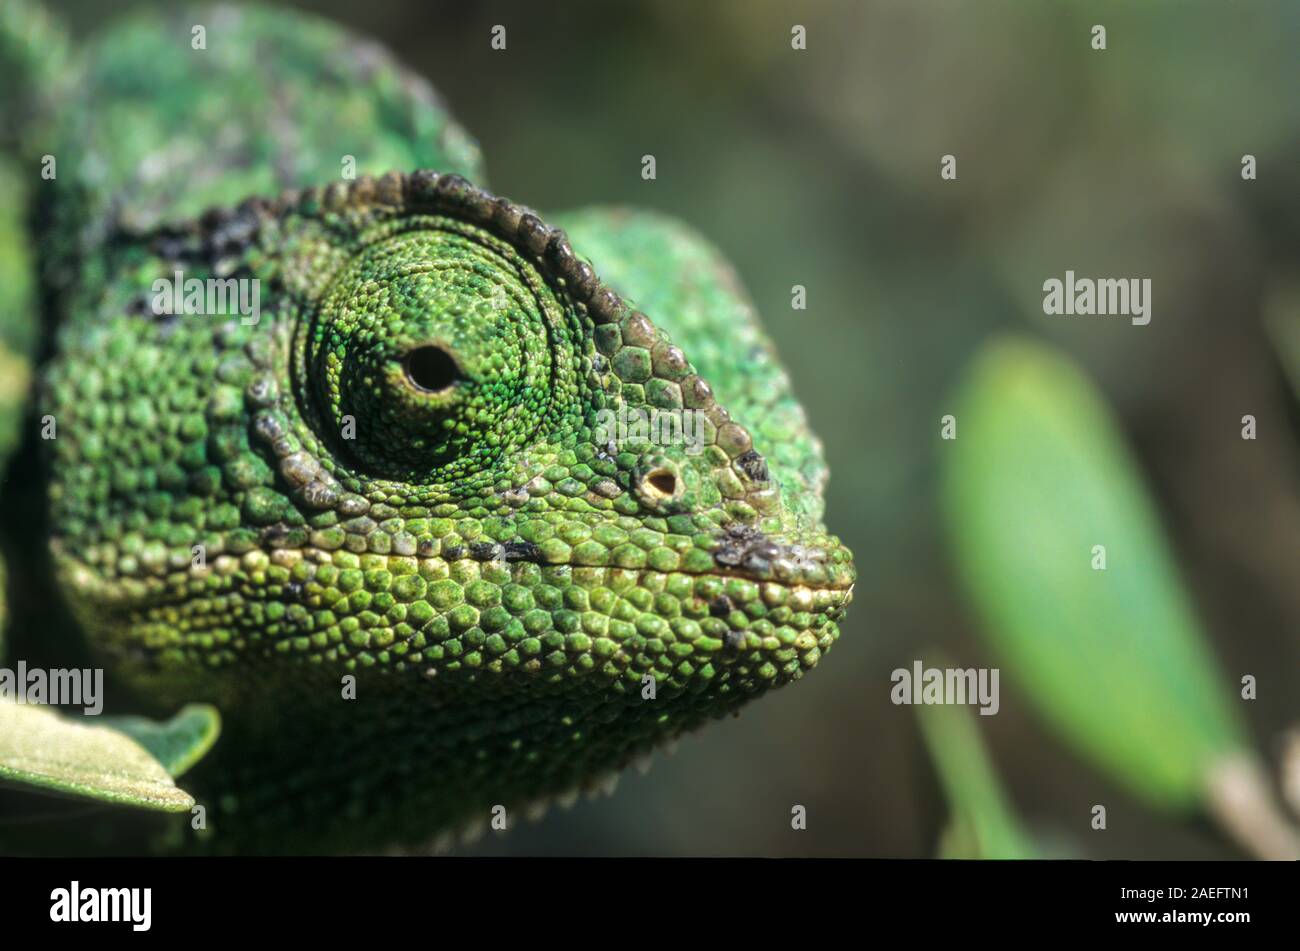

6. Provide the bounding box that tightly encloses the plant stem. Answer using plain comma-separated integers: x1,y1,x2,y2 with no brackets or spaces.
1204,751,1300,861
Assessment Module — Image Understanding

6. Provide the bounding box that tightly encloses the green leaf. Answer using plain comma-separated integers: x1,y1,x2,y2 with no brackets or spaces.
104,704,221,778
915,661,1037,860
942,337,1248,811
0,698,201,812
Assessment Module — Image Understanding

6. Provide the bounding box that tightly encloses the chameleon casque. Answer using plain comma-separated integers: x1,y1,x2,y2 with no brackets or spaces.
0,2,853,853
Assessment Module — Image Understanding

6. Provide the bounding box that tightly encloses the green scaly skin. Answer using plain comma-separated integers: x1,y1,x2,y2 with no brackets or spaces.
3,3,854,853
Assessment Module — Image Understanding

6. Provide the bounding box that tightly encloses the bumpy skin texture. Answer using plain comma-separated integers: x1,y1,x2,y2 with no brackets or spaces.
15,4,853,852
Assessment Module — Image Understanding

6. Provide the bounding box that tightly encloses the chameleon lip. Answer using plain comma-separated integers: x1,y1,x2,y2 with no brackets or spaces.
434,537,852,582
429,521,851,581
52,546,854,608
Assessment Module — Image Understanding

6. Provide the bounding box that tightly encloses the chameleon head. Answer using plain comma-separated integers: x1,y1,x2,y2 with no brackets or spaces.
45,172,853,848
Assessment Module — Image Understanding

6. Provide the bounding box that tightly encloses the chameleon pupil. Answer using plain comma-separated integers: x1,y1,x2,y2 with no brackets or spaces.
403,345,460,393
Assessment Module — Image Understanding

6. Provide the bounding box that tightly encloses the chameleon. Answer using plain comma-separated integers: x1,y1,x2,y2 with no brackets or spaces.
0,1,854,854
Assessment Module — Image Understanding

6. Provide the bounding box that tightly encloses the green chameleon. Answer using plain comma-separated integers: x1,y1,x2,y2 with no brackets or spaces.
0,1,853,854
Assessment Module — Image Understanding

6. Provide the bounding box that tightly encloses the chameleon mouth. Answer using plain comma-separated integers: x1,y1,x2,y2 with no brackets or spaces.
427,523,854,591
53,510,855,657
54,525,854,595
417,539,853,638
432,541,853,586
53,540,850,709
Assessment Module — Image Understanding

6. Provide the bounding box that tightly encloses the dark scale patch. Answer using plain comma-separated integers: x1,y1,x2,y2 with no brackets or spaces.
464,541,543,563
205,206,263,260
500,541,543,562
125,290,181,334
149,231,195,263
714,523,782,576
735,449,769,483
709,595,733,618
260,523,294,547
724,629,747,650
124,293,151,317
147,205,263,268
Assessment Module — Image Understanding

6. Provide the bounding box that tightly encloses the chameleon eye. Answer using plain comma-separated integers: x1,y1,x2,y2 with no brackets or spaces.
300,220,583,484
402,344,461,394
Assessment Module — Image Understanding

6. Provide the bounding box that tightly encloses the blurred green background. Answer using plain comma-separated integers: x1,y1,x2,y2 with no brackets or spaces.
44,0,1300,857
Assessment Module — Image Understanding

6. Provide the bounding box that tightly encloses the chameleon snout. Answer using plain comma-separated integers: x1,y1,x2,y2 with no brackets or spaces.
690,522,854,671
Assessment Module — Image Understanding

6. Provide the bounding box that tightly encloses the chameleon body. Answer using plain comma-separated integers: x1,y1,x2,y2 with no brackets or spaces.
0,3,853,853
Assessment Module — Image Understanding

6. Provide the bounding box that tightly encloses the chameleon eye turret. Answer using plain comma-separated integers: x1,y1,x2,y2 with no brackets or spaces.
294,210,578,482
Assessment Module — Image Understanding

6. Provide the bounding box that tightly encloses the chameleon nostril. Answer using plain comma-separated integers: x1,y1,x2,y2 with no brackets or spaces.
641,467,678,500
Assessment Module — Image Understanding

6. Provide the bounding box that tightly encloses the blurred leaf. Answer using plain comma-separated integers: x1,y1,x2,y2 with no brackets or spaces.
104,704,221,779
942,337,1248,811
915,665,1037,859
0,698,197,811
